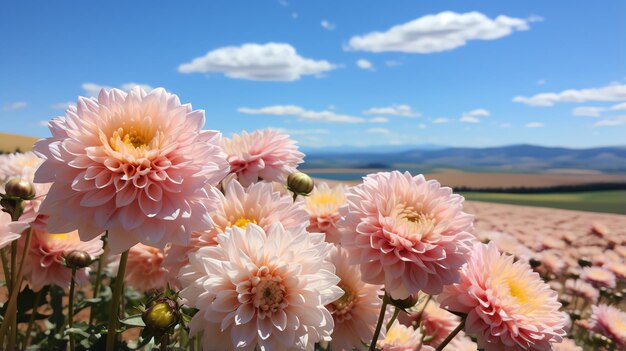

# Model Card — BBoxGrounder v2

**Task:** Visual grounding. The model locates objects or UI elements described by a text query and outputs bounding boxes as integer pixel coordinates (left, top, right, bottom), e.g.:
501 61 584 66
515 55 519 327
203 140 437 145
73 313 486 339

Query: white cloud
50 101 75 110
612 102 626 110
356 59 374 70
525 122 544 128
321 20 335 31
37 120 49 127
513 83 626 106
459 108 490 123
368 117 389 123
269 127 330 135
81 82 154 97
178 43 336 81
432 117 449 124
367 127 391 134
363 104 420 117
417 123 427 129
346 11 531 53
2 101 27 111
459 115 480 123
594 115 626 127
572 106 605 117
237 105 365 123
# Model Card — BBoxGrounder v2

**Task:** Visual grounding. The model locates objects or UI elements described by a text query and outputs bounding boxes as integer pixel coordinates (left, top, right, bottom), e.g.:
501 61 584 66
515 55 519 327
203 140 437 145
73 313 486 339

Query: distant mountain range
302 144 626 173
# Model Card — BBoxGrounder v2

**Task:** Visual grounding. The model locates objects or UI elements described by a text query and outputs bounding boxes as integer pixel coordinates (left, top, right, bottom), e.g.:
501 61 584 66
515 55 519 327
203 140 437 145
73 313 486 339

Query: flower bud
388 293 419 310
528 258 541 268
64 250 93 269
4 178 35 200
142 298 180 331
287 172 314 196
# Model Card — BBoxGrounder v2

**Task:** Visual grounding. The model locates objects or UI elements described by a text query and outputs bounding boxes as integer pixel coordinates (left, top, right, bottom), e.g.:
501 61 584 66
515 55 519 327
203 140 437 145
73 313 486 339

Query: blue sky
1 0 625 149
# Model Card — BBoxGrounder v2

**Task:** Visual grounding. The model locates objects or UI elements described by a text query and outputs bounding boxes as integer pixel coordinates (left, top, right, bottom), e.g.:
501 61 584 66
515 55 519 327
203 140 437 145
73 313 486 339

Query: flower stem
369 293 390 351
67 267 77 351
106 249 129 351
413 295 432 327
292 192 298 202
89 234 108 325
386 307 400 331
160 333 169 351
10 241 17 292
22 289 42 350
1 248 11 292
435 315 466 351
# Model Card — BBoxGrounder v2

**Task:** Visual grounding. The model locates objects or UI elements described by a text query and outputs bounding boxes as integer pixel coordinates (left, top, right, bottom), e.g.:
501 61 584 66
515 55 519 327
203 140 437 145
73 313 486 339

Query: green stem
413 295 432 328
386 307 400 332
292 192 298 202
106 249 129 351
22 289 42 350
435 316 466 351
67 267 77 351
160 333 169 351
368 293 389 351
89 234 108 325
1 248 10 292
10 241 17 293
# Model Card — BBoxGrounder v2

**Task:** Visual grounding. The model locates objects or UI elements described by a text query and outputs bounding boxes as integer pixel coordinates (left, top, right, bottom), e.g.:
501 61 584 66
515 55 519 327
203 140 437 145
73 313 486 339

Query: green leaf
119 314 146 328
64 327 90 338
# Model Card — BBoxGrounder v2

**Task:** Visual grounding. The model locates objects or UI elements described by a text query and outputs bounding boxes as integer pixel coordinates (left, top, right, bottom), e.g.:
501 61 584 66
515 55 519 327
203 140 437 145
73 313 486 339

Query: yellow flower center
330 282 356 322
111 126 152 151
310 194 339 205
252 275 286 313
507 278 530 304
233 217 257 228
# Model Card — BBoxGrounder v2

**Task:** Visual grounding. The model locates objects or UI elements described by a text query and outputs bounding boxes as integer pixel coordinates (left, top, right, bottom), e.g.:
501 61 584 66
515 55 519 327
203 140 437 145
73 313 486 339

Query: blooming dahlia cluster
163 179 309 284
221 129 304 186
304 182 346 244
20 229 103 291
439 242 567 351
588 304 626 349
33 87 229 253
339 171 475 299
178 223 342 350
326 245 383 351
109 243 168 292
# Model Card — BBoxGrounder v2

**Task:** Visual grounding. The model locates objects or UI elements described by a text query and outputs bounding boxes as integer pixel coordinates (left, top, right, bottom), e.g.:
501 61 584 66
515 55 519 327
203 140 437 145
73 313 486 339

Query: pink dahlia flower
588 304 626 349
33 87 229 254
399 299 460 348
109 243 167 292
326 244 384 351
0 211 29 249
305 182 347 244
439 242 567 351
564 279 599 303
0 151 43 184
163 179 308 284
221 129 304 186
580 266 616 288
339 171 475 299
377 322 434 351
19 229 103 291
178 223 342 350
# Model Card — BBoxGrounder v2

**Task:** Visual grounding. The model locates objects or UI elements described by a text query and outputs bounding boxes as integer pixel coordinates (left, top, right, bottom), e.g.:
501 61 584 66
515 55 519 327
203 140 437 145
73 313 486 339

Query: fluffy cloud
432 118 449 124
368 117 389 123
237 105 365 123
525 122 544 128
363 104 420 117
459 108 490 123
178 43 336 81
367 127 391 134
594 115 626 127
269 127 330 135
346 11 531 53
81 82 154 97
50 102 75 110
356 59 374 70
513 83 626 106
2 101 27 111
572 102 626 117
321 20 335 31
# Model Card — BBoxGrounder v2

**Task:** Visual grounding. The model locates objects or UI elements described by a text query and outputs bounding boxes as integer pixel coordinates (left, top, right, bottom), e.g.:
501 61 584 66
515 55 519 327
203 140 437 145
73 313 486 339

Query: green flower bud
287 172 314 196
142 298 180 331
4 178 35 200
388 293 420 310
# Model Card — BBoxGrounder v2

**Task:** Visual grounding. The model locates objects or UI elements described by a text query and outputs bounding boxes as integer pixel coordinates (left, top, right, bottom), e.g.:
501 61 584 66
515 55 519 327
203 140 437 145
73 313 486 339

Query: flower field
0 87 624 350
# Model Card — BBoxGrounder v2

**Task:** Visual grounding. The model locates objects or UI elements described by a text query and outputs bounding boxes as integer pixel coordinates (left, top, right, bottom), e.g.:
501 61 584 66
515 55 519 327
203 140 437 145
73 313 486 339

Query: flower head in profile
588 304 626 349
33 87 229 253
221 129 304 186
439 242 567 351
20 229 103 291
377 322 434 351
339 171 475 299
305 182 347 244
163 179 308 284
326 245 383 351
580 266 616 288
564 279 598 303
178 223 342 350
109 243 167 292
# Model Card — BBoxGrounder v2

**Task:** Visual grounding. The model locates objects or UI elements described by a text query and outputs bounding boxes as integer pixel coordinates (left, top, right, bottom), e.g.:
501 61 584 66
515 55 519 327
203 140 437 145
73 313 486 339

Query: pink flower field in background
221 129 304 187
439 242 567 351
305 182 347 244
33 87 230 253
339 171 475 299
178 223 342 350
588 304 626 349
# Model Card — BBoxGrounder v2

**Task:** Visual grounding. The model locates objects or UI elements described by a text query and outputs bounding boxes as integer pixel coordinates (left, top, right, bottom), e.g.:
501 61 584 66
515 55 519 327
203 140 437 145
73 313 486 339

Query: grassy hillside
0 132 38 153
461 190 626 214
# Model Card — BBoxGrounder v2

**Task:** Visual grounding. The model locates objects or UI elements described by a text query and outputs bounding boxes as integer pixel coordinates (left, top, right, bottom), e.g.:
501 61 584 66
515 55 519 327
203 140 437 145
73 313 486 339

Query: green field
461 190 626 215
